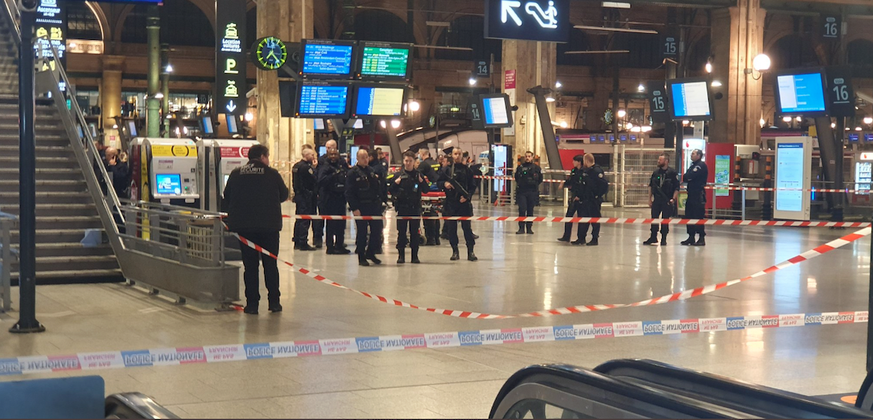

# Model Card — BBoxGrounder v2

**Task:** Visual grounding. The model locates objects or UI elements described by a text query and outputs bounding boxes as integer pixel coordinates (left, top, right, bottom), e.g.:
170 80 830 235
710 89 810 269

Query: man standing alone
643 153 680 246
682 149 709 246
292 148 318 251
346 149 384 266
223 144 289 315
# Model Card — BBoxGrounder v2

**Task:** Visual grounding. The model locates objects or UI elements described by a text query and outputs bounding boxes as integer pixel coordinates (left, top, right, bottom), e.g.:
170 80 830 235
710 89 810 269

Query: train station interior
2 0 873 418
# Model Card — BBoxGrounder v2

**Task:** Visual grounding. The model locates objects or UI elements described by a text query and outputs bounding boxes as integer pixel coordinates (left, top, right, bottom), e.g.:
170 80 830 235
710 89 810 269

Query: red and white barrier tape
474 175 869 193
284 214 872 228
232 226 870 320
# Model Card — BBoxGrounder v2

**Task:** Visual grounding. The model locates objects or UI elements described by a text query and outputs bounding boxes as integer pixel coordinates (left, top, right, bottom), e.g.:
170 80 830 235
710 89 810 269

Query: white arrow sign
226 100 237 113
501 1 522 26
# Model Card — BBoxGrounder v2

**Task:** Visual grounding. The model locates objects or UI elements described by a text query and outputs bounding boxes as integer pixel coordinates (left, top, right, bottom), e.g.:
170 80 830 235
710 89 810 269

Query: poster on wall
715 155 730 197
504 70 516 137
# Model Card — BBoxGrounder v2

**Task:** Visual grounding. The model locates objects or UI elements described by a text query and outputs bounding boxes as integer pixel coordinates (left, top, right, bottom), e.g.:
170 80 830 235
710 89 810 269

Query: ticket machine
197 139 259 212
128 138 200 207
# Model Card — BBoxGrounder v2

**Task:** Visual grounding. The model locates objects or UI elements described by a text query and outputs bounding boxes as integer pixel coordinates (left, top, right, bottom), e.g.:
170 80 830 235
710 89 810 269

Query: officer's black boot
411 248 420 264
586 237 598 246
450 245 460 261
693 234 706 246
681 234 696 246
313 238 323 249
660 233 668 246
467 246 478 261
297 242 316 251
516 222 525 234
397 247 406 264
643 228 658 245
367 253 382 265
358 254 370 266
526 222 534 234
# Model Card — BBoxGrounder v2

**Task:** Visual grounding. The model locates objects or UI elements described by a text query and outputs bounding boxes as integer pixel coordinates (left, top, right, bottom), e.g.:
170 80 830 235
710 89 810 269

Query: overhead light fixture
564 50 630 55
832 122 837 128
705 62 713 74
546 96 556 103
760 118 766 127
468 77 477 86
165 64 173 73
601 1 631 8
555 81 562 89
795 116 802 122
380 120 387 129
782 116 792 123
626 122 634 129
559 121 568 128
857 126 864 132
744 53 771 80
391 120 401 129
409 101 420 112
641 125 652 132
574 25 658 35
711 80 722 87
244 112 254 122
637 84 645 92
864 117 873 125
425 21 451 27
617 109 627 118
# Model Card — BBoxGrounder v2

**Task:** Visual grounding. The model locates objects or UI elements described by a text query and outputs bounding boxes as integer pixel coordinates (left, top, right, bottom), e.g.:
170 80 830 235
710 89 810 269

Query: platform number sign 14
822 16 841 39
475 60 490 78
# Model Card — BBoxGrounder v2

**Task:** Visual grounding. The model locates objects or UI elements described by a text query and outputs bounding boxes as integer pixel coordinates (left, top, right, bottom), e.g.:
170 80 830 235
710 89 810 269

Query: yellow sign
225 23 238 40
225 80 239 98
36 27 48 38
50 27 63 41
225 58 238 74
152 145 198 158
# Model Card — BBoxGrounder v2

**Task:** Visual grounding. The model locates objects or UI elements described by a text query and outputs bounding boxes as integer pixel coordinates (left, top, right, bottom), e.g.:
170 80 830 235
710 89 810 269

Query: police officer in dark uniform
644 153 680 246
417 148 441 246
223 144 289 315
316 149 351 255
558 155 585 244
682 149 709 246
346 149 385 266
292 148 318 251
440 148 478 261
514 151 543 234
368 148 388 254
579 153 608 246
389 151 428 264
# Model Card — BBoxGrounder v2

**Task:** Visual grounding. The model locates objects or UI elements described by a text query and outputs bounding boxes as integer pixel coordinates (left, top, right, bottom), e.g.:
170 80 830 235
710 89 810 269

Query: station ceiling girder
620 0 873 15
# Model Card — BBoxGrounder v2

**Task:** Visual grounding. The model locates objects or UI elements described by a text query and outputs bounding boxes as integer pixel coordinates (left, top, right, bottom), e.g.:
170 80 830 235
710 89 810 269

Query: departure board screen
302 43 354 76
360 46 410 78
354 86 404 116
297 85 350 117
669 81 712 120
776 73 827 114
483 97 510 125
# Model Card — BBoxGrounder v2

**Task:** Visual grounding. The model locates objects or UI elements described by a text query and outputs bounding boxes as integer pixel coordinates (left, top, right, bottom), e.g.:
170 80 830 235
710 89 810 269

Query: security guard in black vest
223 144 289 315
514 151 543 234
579 153 608 246
644 153 680 246
389 151 428 264
316 149 351 255
682 149 709 246
440 148 478 261
292 148 318 251
558 155 585 243
417 148 442 246
346 149 385 266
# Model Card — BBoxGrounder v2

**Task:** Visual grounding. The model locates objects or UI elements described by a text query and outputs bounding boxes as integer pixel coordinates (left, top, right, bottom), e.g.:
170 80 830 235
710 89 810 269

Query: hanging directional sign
34 0 66 68
825 66 855 118
215 0 247 117
648 80 671 124
661 33 678 59
821 15 841 40
474 60 490 78
484 0 570 43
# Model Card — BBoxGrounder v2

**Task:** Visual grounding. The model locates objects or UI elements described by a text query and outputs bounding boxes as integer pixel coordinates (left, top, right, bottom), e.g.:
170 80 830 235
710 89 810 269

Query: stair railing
1 0 20 46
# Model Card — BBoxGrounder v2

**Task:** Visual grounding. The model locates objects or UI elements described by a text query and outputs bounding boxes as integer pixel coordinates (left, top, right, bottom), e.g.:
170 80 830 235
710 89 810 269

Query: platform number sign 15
648 80 670 123
822 16 841 40
662 34 678 58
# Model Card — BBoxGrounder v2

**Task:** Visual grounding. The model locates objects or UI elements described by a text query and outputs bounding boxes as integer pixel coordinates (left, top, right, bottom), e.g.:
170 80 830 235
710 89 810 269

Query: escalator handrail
105 393 179 419
489 364 750 419
0 0 20 45
595 359 873 418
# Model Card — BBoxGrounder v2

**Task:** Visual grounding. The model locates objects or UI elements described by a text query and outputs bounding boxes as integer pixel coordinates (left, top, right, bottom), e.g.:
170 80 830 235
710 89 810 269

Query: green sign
360 47 410 78
715 155 730 197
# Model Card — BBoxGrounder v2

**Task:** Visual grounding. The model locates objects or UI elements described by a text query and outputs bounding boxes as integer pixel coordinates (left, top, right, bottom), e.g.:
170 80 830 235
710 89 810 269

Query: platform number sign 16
826 67 855 118
822 16 841 39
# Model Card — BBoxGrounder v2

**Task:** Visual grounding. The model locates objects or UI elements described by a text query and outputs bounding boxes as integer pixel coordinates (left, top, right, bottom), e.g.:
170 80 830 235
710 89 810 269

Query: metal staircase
0 6 121 283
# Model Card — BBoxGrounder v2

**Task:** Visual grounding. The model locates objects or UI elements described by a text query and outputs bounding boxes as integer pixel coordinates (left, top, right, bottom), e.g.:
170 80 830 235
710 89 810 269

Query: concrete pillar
100 55 125 143
502 40 557 165
710 0 765 145
257 0 313 173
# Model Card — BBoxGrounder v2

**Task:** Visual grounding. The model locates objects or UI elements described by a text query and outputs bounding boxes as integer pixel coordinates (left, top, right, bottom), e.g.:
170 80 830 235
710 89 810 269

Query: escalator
490 361 873 419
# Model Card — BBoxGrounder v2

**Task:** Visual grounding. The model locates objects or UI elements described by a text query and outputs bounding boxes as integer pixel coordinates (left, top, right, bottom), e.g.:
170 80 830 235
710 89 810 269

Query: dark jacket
683 160 709 197
439 162 476 204
418 158 440 186
514 162 543 193
346 164 383 213
388 168 427 215
292 160 317 204
105 160 130 199
564 167 585 200
649 166 680 202
223 160 289 232
369 159 389 203
316 157 348 206
581 164 608 200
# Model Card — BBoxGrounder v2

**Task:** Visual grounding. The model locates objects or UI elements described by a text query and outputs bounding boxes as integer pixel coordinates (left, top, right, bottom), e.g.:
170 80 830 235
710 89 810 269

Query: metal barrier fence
0 211 16 312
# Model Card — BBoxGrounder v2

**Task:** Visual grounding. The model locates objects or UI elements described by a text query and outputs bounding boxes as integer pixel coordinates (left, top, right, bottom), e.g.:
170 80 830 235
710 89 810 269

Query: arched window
434 16 502 61
612 33 661 69
352 10 414 43
67 2 102 41
557 29 594 66
769 35 819 69
122 1 214 47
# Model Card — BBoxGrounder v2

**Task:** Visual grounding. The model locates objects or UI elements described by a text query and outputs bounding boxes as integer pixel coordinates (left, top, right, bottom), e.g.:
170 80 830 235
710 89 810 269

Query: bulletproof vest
395 171 421 207
351 166 379 204
518 164 537 187
328 161 346 193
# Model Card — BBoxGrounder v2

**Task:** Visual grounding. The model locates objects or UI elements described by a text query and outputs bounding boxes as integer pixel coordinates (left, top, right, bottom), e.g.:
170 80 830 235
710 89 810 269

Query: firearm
448 163 471 198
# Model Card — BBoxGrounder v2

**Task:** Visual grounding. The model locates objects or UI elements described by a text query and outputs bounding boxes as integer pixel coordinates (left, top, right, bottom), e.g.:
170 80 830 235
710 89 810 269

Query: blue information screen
302 44 353 75
776 143 804 212
777 73 826 114
156 174 181 195
670 81 711 118
849 133 860 142
298 85 349 116
354 87 404 116
482 97 510 126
